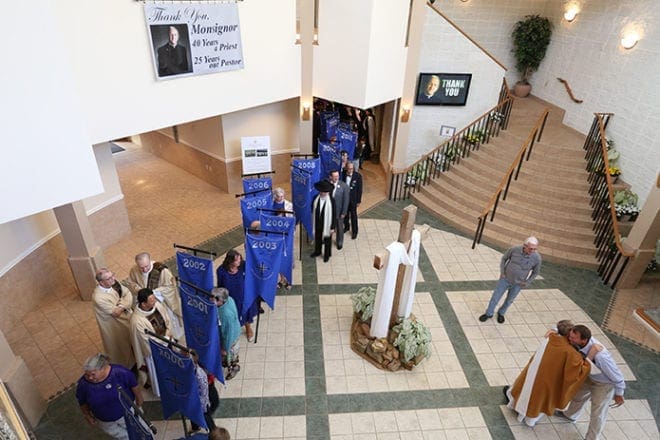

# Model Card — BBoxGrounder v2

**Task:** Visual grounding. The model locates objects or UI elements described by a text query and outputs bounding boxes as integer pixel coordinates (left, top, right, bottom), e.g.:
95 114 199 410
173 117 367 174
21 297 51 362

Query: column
617 184 660 288
53 201 105 300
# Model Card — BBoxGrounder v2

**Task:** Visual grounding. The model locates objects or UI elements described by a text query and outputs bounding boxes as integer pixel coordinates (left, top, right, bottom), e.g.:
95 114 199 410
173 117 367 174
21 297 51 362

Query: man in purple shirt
479 236 542 323
76 353 143 439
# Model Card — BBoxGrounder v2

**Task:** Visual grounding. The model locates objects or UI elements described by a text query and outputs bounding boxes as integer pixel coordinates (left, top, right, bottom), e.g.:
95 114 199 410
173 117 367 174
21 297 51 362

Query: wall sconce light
620 33 639 49
459 0 469 3
302 104 311 121
564 8 578 22
400 107 411 123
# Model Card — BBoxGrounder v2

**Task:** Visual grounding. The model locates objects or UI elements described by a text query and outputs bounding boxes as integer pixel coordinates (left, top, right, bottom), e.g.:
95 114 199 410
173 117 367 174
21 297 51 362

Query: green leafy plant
512 15 553 84
392 318 432 363
351 286 376 321
613 189 638 206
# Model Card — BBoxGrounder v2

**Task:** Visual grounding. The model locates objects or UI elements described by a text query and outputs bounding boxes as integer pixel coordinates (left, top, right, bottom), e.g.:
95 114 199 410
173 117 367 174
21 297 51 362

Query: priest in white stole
506 320 591 426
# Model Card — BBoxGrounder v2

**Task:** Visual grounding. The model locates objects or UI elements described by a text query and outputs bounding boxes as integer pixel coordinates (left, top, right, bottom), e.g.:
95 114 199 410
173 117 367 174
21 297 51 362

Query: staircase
411 96 600 269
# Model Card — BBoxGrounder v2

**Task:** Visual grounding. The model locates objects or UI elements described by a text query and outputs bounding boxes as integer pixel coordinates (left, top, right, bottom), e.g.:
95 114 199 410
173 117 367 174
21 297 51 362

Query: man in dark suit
342 162 363 239
328 170 349 250
157 26 191 77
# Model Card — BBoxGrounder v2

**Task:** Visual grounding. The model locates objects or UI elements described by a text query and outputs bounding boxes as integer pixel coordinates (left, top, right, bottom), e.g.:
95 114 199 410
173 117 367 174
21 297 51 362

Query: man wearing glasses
479 236 541 324
92 268 135 369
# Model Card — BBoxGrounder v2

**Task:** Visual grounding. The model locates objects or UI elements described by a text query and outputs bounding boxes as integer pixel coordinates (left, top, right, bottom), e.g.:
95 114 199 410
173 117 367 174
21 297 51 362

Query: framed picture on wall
415 73 472 106
440 125 456 137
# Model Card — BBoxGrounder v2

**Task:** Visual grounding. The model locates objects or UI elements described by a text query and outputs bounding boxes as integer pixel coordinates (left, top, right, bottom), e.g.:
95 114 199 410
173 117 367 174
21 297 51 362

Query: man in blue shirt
558 324 626 440
479 236 542 323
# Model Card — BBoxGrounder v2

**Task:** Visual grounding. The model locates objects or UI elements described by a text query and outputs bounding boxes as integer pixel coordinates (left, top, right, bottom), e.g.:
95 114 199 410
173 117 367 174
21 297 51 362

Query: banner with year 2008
145 3 244 80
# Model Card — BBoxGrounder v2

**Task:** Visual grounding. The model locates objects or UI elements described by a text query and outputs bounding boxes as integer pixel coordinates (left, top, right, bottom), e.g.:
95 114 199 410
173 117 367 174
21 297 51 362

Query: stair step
411 191 599 269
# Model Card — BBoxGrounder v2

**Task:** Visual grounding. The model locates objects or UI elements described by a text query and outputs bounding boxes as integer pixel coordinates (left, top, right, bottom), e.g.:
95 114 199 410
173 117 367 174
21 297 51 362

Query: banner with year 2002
145 3 244 80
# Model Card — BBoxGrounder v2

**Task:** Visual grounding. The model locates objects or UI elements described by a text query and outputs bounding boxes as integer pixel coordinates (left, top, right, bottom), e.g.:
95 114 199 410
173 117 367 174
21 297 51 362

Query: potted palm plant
512 15 553 97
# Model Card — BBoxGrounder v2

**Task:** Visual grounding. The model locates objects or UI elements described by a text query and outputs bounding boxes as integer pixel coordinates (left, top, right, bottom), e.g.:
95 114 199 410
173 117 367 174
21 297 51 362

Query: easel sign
241 136 272 175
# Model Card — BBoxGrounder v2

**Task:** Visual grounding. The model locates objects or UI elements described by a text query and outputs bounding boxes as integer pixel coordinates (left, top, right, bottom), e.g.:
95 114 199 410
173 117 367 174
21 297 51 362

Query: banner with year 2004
145 3 244 80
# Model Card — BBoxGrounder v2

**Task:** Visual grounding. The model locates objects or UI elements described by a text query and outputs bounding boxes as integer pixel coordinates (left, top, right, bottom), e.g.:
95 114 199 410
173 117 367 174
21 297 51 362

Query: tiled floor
501 399 658 440
446 289 635 386
32 146 660 440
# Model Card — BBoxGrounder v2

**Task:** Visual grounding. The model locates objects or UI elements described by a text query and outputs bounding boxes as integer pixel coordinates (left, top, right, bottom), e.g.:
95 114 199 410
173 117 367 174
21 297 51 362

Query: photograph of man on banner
149 24 193 78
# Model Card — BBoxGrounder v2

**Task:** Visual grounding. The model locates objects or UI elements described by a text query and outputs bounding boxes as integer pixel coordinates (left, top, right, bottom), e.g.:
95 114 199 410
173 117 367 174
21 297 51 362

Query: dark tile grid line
35 202 660 437
367 201 660 425
300 243 331 439
361 200 516 437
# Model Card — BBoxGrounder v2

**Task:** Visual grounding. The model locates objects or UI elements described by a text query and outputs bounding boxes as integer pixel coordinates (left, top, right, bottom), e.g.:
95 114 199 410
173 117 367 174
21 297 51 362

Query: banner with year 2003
145 3 244 80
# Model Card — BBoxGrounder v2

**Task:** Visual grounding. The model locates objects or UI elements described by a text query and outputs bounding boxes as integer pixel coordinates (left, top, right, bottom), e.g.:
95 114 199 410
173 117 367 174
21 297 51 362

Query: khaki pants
564 377 615 440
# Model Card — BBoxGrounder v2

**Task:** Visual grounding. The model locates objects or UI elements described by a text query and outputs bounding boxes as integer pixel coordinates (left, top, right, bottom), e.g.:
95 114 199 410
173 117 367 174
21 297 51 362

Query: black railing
388 78 514 201
472 108 549 249
584 113 633 288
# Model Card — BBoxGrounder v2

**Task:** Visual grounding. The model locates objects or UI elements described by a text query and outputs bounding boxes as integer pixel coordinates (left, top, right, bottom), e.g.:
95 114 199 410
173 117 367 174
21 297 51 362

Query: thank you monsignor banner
145 3 244 80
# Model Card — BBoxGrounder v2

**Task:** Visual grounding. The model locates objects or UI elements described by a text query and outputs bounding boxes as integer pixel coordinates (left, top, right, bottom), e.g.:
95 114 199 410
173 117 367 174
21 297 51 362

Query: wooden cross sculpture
350 204 430 371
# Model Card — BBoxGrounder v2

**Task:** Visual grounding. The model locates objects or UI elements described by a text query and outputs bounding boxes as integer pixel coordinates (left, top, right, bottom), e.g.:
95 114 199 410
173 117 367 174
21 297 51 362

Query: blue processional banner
118 388 153 440
149 340 206 429
291 166 314 241
337 128 357 161
320 111 339 141
292 157 321 185
176 252 214 291
240 191 272 229
179 287 223 383
242 176 272 194
244 233 284 314
319 141 341 179
259 212 295 282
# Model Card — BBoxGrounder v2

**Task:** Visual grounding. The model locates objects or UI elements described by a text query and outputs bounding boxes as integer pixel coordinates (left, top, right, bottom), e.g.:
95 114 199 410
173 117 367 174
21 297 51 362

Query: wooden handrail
595 114 634 258
478 109 549 218
427 2 507 72
390 82 514 174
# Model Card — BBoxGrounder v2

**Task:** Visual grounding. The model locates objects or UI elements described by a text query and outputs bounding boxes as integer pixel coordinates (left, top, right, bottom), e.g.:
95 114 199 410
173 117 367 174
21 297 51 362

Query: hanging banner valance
145 3 244 80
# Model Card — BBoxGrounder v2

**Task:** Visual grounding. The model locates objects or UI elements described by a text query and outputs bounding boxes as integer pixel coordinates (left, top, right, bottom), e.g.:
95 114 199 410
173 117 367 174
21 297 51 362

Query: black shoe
497 313 505 323
554 410 575 423
337 244 343 250
503 385 510 403
478 314 491 322
344 226 350 233
351 234 357 239
310 252 321 258
323 256 329 262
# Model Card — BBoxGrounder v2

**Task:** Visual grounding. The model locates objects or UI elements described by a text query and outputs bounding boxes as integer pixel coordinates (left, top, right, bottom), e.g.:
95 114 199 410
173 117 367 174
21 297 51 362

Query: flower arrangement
608 166 621 177
490 112 505 123
392 317 432 363
465 129 485 145
351 286 376 321
613 189 640 220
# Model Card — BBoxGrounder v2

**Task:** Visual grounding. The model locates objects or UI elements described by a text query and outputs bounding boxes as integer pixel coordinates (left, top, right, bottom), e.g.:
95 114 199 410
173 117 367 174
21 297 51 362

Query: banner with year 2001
145 3 244 80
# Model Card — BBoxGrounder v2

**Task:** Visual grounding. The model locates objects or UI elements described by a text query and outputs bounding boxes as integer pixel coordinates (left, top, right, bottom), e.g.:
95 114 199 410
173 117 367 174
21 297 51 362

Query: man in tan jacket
92 268 135 369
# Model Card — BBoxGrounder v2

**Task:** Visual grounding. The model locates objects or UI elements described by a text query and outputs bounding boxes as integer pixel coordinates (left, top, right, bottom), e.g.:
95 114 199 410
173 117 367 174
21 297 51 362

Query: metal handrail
472 108 550 249
585 113 634 288
388 78 514 201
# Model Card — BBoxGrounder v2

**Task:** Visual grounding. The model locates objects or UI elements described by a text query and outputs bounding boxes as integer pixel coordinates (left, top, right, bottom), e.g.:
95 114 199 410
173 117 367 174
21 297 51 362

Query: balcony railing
388 79 513 201
585 113 634 288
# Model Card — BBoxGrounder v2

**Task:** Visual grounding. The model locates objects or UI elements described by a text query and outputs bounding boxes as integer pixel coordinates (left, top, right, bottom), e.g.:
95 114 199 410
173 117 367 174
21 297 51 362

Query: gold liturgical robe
509 333 591 425
92 284 135 368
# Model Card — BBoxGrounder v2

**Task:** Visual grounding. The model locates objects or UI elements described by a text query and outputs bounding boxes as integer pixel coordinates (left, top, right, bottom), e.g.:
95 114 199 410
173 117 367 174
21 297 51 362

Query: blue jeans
485 278 522 316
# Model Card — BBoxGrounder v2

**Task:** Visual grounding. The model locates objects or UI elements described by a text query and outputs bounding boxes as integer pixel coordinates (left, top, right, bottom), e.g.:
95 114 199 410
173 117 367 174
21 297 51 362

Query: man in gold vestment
505 320 592 426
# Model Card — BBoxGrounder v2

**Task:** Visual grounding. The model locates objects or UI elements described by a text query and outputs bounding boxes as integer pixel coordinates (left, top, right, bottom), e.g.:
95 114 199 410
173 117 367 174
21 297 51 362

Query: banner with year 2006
145 3 244 80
